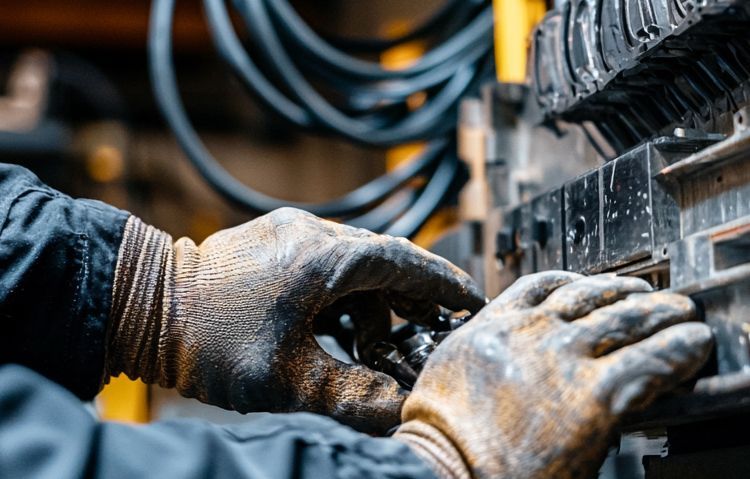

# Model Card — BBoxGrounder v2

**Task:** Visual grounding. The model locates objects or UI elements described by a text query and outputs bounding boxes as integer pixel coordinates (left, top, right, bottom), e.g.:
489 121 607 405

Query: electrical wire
260 0 492 80
385 153 460 237
348 188 420 232
321 0 470 53
218 0 487 146
150 0 456 218
149 0 493 235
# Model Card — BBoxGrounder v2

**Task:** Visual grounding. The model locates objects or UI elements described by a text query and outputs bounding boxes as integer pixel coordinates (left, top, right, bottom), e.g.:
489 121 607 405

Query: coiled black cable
259 0 492 81
321 0 471 53
149 0 493 235
223 0 485 146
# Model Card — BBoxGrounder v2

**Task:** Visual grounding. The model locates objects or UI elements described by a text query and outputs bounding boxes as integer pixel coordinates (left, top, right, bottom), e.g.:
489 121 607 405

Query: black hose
203 0 311 128
385 152 459 238
347 188 420 232
150 0 449 218
260 0 493 81
226 0 482 146
295 40 491 109
150 0 494 235
321 0 468 53
205 0 486 135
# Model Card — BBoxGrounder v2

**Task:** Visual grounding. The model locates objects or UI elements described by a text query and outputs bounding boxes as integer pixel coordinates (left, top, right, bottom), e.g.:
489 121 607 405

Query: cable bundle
149 0 493 237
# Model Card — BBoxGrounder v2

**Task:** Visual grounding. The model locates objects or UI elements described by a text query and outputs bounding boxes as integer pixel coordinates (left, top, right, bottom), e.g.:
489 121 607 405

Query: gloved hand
394 271 714 478
105 208 484 433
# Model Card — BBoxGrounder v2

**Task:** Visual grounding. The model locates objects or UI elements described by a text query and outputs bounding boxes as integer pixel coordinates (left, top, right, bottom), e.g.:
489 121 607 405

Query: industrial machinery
326 0 750 477
148 1 750 475
423 0 750 477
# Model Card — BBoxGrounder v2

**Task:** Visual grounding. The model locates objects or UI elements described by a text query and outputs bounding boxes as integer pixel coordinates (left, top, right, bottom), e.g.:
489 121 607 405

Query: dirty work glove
394 271 714 478
105 208 484 433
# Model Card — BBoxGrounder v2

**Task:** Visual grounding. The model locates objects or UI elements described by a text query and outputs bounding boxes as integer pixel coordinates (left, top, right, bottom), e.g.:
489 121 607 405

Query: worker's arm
0 163 485 433
0 364 436 479
0 163 129 399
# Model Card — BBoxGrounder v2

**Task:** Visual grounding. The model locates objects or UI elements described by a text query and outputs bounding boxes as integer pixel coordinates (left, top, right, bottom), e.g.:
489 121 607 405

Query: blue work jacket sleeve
0 365 435 479
0 163 129 400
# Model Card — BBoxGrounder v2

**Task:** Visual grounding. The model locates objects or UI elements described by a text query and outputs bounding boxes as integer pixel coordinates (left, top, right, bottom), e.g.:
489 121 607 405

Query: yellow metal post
97 374 150 423
493 0 548 83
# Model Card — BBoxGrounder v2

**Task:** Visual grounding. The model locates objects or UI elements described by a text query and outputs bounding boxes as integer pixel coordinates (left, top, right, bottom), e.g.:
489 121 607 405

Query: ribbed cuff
394 421 472 479
106 216 174 384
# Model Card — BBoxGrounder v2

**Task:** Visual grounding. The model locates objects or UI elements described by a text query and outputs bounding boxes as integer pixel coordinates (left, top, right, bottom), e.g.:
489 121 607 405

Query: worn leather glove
105 208 484 433
394 271 714 478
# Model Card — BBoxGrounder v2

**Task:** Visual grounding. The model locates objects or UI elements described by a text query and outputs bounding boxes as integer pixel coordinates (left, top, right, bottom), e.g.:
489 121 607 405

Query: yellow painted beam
494 0 548 83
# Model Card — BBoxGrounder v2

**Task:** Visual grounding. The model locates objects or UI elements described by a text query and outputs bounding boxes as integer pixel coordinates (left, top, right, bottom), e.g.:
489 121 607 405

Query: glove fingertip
671 322 714 360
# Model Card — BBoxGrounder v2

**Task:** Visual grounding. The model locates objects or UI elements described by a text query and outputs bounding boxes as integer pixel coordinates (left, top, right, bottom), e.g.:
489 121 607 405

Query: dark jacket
0 163 433 479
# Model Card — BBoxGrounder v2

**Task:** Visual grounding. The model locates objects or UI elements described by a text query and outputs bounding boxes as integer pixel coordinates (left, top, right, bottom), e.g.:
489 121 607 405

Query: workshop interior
2 0 750 477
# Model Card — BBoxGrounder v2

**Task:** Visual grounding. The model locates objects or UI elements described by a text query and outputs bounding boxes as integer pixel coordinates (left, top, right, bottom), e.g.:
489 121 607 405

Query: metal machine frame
426 0 750 476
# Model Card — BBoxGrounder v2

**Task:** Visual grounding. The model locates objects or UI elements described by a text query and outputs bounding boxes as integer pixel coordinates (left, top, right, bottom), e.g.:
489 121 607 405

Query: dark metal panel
681 160 750 236
644 443 750 479
670 217 750 375
696 282 750 375
516 202 537 276
564 170 601 272
601 144 654 268
668 234 712 291
531 188 565 271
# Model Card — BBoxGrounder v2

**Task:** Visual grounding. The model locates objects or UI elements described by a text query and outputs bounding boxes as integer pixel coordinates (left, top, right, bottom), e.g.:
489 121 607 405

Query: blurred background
0 1 458 241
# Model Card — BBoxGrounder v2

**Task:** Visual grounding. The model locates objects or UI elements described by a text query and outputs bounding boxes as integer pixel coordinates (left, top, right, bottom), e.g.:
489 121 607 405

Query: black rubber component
150 0 493 235
321 0 473 53
531 0 750 155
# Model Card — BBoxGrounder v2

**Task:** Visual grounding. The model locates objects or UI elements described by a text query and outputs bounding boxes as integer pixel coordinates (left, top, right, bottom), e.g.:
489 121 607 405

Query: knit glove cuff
106 215 174 385
395 420 471 479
